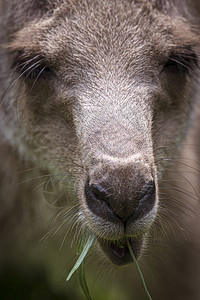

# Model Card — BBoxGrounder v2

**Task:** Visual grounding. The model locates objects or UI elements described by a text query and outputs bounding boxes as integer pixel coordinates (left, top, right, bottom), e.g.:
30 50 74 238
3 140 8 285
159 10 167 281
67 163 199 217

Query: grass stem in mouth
126 237 153 300
79 261 93 300
115 239 125 248
66 234 94 281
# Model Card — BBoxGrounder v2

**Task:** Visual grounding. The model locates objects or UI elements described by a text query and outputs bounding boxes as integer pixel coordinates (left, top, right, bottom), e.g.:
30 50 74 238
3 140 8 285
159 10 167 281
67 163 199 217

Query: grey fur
0 0 200 298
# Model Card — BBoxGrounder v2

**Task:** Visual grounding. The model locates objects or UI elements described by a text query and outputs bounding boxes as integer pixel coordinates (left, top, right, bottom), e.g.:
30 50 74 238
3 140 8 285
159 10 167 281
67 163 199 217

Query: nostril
133 180 156 220
89 184 109 201
85 179 119 223
140 180 155 200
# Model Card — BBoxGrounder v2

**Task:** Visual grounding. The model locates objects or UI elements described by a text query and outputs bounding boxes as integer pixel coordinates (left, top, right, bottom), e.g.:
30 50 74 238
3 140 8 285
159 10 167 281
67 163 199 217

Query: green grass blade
79 261 93 300
126 238 153 300
66 235 94 281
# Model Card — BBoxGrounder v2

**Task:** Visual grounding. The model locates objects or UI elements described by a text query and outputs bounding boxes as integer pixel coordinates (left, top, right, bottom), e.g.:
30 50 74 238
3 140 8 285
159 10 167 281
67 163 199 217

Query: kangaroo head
2 0 199 265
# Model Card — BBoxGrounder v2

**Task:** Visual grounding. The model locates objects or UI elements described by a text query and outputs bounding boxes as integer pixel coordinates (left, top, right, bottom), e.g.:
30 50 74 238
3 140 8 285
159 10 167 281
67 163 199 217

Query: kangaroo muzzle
80 155 158 265
85 162 156 224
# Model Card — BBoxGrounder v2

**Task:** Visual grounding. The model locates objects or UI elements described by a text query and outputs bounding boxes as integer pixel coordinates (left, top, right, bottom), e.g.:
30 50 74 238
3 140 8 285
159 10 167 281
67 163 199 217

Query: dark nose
85 179 156 223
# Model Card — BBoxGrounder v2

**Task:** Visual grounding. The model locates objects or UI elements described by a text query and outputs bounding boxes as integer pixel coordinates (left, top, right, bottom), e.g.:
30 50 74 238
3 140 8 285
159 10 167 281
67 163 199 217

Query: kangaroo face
2 0 199 265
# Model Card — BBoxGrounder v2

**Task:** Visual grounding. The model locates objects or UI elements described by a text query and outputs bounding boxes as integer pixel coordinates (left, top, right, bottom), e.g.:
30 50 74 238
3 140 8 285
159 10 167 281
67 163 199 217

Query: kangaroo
0 0 200 299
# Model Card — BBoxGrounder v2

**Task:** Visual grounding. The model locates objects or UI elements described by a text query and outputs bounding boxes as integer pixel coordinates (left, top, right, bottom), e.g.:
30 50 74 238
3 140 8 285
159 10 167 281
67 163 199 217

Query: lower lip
98 237 143 266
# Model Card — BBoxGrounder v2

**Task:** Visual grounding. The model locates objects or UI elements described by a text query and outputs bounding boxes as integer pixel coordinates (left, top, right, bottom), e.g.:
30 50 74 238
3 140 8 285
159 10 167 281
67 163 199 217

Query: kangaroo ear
6 0 51 30
193 0 200 15
11 0 50 14
154 0 200 18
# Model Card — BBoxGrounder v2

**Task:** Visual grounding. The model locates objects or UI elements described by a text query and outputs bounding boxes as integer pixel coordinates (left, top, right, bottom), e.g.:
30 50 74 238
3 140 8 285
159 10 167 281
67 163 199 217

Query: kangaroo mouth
98 236 143 266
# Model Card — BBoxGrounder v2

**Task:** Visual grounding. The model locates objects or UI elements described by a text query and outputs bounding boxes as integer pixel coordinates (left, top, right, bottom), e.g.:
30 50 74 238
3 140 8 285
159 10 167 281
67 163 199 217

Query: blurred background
1 0 200 299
